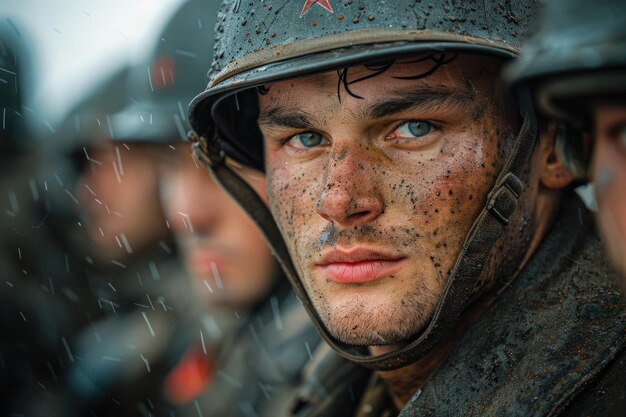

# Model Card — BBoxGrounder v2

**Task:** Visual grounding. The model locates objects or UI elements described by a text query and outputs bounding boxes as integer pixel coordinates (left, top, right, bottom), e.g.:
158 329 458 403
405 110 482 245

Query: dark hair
336 54 458 100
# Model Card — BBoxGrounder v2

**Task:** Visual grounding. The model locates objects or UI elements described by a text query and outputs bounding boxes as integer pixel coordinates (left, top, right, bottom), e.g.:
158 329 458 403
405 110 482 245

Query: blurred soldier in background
48 63 188 416
0 16 100 416
62 1 321 416
508 0 626 280
57 65 179 317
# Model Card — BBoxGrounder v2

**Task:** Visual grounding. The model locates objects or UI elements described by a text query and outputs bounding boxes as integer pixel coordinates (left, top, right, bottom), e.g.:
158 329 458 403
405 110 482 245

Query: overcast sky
2 0 183 132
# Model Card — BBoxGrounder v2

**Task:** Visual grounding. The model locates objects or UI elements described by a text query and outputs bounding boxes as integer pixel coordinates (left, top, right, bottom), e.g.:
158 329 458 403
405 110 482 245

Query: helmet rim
190 31 519 142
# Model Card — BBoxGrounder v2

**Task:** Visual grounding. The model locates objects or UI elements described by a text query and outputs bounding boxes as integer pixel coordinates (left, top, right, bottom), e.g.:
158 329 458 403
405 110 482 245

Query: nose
172 165 221 236
316 146 384 228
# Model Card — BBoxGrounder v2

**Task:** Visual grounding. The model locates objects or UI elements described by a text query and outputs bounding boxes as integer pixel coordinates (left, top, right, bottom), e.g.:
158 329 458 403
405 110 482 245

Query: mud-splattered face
259 55 519 346
592 105 626 276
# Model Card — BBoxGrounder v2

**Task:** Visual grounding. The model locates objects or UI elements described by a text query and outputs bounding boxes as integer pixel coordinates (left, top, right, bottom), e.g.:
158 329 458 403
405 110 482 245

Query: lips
186 249 227 279
316 248 406 284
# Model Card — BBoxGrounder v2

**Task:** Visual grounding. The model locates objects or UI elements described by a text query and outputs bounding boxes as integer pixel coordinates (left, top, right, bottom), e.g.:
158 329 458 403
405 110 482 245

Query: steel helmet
0 16 35 155
108 0 219 144
188 0 540 371
507 0 626 122
506 0 626 179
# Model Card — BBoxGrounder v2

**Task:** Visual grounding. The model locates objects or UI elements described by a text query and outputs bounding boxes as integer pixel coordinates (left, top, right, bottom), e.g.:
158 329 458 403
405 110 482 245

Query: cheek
86 166 117 201
385 132 500 270
268 163 322 237
390 132 499 216
160 163 215 236
593 140 626 238
267 165 294 233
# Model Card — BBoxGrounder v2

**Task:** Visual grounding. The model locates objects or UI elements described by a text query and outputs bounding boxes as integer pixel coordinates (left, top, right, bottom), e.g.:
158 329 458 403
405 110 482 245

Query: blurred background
0 1 322 416
2 0 184 134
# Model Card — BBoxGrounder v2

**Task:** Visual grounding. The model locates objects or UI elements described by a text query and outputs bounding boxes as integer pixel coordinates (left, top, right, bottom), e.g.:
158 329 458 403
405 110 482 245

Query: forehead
260 54 503 105
594 103 626 117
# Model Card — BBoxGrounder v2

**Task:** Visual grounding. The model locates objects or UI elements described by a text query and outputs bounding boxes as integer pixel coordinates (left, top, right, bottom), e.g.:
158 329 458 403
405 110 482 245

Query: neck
369 288 499 409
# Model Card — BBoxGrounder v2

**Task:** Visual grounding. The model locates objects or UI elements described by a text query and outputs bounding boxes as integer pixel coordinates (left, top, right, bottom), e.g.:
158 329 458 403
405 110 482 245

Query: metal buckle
188 130 225 168
487 172 524 225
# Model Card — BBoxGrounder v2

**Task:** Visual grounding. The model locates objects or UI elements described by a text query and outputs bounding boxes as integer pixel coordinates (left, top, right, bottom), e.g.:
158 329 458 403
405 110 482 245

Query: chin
316 290 438 347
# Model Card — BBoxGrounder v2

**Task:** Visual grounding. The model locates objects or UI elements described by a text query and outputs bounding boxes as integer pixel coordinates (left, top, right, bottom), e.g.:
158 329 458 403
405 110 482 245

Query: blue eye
394 121 433 138
288 132 328 149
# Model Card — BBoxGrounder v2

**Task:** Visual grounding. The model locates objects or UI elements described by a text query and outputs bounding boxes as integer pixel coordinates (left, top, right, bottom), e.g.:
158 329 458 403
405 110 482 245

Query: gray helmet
108 0 219 144
0 16 35 155
507 0 626 122
53 65 131 156
506 0 626 179
188 0 540 371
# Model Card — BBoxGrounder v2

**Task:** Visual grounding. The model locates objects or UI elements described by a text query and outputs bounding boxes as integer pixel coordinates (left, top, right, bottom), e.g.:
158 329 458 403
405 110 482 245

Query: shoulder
559 346 626 417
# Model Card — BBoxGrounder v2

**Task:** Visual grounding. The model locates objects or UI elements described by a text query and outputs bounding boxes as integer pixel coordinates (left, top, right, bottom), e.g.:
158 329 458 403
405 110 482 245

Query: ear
539 122 576 190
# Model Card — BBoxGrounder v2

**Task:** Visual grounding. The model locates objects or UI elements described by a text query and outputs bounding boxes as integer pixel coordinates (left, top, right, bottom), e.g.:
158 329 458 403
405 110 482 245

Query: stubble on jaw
314 277 440 346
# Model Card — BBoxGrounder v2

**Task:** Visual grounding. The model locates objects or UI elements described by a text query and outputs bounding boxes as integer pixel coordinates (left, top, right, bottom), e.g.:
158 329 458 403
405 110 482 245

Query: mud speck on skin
316 222 338 248
338 146 348 161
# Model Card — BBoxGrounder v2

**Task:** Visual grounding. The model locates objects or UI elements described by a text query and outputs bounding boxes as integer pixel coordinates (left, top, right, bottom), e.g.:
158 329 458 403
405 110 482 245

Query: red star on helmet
300 0 334 17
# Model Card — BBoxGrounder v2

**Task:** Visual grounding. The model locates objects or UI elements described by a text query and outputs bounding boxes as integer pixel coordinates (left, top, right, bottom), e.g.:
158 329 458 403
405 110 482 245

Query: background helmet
507 0 626 123
0 16 35 157
506 0 626 178
108 0 218 145
56 0 218 171
188 0 540 371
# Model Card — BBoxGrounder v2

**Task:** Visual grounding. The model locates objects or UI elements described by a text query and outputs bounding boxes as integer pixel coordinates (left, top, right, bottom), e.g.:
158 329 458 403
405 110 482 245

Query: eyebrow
258 86 474 129
367 86 473 119
258 108 317 129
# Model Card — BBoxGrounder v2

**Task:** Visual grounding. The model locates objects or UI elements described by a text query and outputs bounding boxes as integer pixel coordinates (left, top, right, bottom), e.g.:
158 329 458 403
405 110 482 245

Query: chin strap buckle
487 172 524 225
188 130 225 168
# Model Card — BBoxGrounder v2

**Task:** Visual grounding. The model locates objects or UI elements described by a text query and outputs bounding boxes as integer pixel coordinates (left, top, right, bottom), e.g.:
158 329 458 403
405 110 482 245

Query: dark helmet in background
55 0 219 176
47 65 131 190
506 0 626 178
0 16 35 156
58 65 130 145
108 0 219 144
186 0 541 371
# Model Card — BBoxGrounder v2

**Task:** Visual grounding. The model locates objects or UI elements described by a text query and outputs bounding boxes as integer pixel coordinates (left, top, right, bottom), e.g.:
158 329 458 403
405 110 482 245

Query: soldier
61 65 173 273
42 28 187 417
186 1 626 416
66 1 321 416
507 0 626 278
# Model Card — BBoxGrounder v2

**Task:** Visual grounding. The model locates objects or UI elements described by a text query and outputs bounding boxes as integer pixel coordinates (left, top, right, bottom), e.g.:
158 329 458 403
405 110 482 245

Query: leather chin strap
189 94 537 371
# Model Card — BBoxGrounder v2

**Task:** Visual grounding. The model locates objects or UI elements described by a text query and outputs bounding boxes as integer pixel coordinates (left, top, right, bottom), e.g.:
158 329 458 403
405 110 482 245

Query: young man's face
592 105 626 276
158 145 276 308
259 55 522 346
